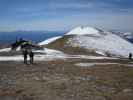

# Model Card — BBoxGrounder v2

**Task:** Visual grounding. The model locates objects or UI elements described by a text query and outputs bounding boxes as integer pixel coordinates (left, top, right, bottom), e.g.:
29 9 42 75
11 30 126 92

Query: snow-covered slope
115 32 133 40
66 26 133 57
66 26 104 36
38 36 62 46
123 32 133 39
112 31 133 43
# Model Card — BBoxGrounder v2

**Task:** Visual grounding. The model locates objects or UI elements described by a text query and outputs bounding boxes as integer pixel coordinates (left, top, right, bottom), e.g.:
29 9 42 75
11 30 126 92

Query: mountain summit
42 26 133 57
66 26 104 36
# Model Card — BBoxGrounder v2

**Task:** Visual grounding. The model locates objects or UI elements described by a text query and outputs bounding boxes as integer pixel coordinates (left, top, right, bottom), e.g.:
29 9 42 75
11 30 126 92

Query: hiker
23 50 28 64
129 53 132 60
29 50 34 64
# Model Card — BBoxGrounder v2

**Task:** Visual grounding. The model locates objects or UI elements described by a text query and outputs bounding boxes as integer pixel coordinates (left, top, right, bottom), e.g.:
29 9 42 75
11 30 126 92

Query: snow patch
0 55 23 61
119 64 133 67
95 51 106 56
0 48 67 61
16 46 21 51
75 62 118 68
0 46 23 52
0 48 11 52
67 55 117 60
0 48 118 62
34 48 65 56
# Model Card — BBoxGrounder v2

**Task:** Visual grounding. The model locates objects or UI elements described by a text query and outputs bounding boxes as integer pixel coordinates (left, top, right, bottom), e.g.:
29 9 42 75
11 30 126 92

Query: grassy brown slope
45 35 100 56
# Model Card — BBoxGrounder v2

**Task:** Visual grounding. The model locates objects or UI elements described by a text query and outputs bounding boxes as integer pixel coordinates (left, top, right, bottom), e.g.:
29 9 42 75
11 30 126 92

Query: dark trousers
129 57 132 60
24 56 27 64
30 57 34 64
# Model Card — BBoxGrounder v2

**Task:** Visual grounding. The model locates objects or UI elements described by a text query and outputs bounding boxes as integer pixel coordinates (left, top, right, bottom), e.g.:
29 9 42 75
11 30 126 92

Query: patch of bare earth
45 35 100 56
0 58 133 100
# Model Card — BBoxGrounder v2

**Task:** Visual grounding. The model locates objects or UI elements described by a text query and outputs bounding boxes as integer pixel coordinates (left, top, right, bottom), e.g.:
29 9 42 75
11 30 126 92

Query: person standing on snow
129 53 132 60
23 49 28 64
29 50 34 64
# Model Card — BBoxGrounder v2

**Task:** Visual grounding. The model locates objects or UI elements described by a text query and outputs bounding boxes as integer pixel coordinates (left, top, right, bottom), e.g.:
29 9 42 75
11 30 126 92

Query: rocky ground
0 58 133 100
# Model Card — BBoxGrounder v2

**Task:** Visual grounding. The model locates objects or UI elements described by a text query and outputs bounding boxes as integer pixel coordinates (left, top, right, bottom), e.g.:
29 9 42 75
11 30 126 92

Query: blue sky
0 0 133 32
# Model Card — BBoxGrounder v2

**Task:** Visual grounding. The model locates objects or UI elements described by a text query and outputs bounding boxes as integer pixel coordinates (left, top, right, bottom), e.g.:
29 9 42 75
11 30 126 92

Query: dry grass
45 35 100 56
0 58 133 100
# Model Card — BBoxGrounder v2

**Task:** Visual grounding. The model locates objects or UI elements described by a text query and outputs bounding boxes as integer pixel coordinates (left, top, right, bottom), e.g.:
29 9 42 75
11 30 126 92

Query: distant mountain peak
66 26 106 36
